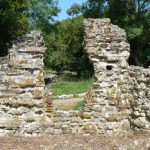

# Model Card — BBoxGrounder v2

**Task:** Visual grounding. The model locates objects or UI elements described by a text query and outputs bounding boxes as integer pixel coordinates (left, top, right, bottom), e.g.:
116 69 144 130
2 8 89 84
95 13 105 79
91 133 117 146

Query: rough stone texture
83 18 150 133
0 19 150 136
51 18 150 135
129 67 150 132
0 31 52 136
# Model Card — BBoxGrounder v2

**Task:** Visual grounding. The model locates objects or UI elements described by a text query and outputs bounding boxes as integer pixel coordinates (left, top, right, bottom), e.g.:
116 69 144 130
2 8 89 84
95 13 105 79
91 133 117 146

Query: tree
0 0 29 56
105 0 150 67
80 0 150 67
67 3 81 17
28 0 60 32
44 16 94 78
125 0 150 67
81 0 106 18
106 0 128 27
0 0 60 56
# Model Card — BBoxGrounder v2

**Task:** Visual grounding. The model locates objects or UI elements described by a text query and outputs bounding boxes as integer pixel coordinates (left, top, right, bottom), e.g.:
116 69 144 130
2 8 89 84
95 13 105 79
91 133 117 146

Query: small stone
133 140 139 146
53 129 62 134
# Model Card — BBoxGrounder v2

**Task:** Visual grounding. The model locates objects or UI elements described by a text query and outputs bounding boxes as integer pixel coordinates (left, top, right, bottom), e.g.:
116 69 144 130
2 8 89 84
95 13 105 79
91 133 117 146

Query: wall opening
48 71 95 111
45 67 95 111
106 65 113 70
45 51 95 111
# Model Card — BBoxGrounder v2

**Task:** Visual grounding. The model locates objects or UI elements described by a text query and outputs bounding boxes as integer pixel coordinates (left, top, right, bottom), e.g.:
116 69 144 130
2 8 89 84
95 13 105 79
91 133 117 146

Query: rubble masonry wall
0 19 149 136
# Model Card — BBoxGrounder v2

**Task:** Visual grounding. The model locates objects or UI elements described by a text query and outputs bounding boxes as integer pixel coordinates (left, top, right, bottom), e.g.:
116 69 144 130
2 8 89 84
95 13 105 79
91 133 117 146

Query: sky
56 0 87 20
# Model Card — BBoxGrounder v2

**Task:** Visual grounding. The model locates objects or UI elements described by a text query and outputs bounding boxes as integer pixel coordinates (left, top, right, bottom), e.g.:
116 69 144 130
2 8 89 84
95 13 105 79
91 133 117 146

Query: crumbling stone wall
41 18 150 135
83 18 132 133
0 31 52 135
0 19 149 136
83 18 150 133
129 67 150 132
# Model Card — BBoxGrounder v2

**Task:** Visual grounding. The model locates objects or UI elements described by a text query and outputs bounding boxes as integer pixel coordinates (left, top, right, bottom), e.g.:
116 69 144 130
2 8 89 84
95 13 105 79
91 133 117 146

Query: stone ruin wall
0 19 150 136
0 31 52 135
83 18 150 133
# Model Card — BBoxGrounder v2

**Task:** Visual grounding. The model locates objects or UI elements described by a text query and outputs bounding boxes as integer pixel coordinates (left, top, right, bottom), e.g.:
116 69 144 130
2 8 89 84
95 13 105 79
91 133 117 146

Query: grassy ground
49 76 94 96
73 100 85 110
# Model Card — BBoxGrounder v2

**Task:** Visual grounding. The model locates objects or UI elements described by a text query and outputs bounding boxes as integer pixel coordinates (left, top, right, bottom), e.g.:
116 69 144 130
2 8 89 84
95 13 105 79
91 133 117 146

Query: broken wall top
9 31 46 69
84 18 130 72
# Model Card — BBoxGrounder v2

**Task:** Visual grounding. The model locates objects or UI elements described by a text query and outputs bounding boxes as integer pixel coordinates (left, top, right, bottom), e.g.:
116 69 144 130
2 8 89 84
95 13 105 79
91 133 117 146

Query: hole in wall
106 65 113 70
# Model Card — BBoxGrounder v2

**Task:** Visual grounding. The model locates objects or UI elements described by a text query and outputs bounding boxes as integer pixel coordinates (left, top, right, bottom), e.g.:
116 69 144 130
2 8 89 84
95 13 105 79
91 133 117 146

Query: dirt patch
0 133 150 150
53 98 83 111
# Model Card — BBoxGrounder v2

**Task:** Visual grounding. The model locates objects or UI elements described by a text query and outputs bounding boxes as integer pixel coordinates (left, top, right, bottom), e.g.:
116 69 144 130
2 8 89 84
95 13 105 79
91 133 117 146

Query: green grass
73 100 85 110
127 148 134 150
49 76 94 96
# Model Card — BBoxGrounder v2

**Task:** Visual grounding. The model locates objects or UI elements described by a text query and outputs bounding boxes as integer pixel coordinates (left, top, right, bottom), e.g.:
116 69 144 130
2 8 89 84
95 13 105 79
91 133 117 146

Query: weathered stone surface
0 31 51 136
0 19 149 136
83 18 150 133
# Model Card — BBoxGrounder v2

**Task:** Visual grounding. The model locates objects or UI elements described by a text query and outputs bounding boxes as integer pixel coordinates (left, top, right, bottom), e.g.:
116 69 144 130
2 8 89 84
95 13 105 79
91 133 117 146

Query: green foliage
0 0 149 72
73 100 84 110
0 0 29 56
107 0 150 67
127 27 143 40
48 77 94 96
67 3 81 17
80 0 150 67
106 0 128 27
28 0 60 32
44 0 149 76
44 16 94 77
81 0 106 18
0 0 60 57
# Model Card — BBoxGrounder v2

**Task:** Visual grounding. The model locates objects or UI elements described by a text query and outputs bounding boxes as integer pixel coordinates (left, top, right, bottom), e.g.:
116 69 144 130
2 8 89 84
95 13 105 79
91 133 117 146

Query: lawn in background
48 75 94 96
